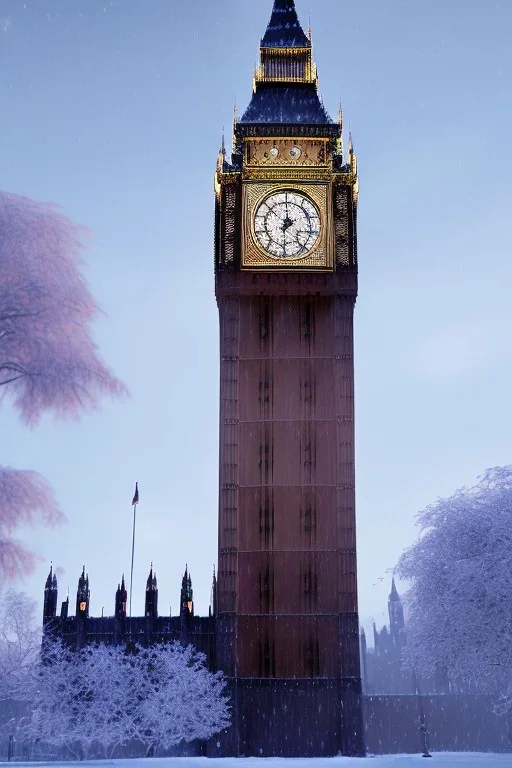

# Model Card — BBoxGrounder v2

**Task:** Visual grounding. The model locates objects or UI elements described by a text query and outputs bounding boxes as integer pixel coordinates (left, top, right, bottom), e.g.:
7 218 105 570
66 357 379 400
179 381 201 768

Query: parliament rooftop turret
43 564 58 622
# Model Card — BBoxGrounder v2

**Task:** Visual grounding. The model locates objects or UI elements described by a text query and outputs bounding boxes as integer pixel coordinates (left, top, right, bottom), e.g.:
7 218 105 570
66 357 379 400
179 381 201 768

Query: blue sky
1 0 511 633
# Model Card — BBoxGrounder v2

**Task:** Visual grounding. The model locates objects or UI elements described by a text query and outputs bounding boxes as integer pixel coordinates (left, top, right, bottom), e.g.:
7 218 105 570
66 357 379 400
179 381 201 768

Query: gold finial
336 103 344 156
232 104 238 153
348 130 358 185
217 129 227 174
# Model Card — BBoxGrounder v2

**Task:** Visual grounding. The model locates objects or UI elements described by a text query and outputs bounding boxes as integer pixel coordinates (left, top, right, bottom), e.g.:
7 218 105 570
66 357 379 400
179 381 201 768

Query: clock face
254 191 321 259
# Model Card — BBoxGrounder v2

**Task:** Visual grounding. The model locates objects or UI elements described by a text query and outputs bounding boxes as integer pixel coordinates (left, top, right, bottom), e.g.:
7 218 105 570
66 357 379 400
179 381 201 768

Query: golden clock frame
241 180 334 271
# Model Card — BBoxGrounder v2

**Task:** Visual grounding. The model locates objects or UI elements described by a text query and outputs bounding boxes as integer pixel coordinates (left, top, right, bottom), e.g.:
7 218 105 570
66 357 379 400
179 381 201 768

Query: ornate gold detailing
216 171 241 192
245 138 329 168
255 47 317 86
333 172 358 187
244 167 332 182
242 181 333 271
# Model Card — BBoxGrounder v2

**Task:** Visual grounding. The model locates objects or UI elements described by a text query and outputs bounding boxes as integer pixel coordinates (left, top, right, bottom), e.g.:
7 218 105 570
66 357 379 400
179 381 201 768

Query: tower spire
261 0 311 49
45 562 53 589
43 563 58 622
181 565 194 616
240 0 329 125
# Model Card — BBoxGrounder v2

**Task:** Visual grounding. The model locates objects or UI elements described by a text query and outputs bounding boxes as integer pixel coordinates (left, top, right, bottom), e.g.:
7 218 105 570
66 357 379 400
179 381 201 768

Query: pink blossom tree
0 469 63 582
0 190 126 581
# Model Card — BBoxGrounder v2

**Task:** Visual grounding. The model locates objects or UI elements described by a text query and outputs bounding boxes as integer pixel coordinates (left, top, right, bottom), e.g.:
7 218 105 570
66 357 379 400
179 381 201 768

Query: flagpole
129 504 137 621
129 482 139 635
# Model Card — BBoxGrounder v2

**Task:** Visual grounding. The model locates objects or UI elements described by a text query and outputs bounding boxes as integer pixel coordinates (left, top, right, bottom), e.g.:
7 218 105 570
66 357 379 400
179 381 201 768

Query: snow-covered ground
3 756 512 767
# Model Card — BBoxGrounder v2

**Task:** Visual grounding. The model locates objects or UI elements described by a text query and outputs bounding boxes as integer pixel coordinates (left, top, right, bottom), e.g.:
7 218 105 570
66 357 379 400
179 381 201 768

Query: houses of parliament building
42 564 216 666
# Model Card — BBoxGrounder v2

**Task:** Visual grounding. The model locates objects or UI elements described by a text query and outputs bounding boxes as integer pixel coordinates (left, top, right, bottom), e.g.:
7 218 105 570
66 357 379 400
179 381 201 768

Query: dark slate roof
240 85 332 125
261 0 311 49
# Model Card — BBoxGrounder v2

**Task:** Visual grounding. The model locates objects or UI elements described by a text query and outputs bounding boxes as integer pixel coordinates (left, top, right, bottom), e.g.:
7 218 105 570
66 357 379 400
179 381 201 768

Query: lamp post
413 670 432 758
7 734 14 762
419 715 432 758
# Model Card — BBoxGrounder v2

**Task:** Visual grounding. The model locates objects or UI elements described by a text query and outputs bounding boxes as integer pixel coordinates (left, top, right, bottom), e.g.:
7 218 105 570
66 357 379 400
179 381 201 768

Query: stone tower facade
214 0 364 756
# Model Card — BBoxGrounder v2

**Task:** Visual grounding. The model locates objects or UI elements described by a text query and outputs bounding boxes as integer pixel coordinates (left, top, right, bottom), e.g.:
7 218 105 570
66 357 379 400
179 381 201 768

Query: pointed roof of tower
239 1 334 127
241 87 331 125
181 565 193 602
389 578 401 602
45 564 53 589
117 573 127 594
146 565 157 590
261 0 311 49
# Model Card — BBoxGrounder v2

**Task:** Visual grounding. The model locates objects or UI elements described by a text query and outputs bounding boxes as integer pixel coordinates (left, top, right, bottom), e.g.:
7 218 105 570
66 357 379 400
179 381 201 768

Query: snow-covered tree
22 641 131 759
20 640 78 758
132 643 230 755
0 591 40 712
395 466 512 697
19 640 230 759
0 190 126 582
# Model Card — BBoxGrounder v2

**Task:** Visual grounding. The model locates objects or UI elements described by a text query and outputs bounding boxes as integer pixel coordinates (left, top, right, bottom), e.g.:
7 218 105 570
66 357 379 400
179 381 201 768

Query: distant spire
45 563 53 589
390 578 400 602
78 565 88 588
43 562 58 621
145 565 158 620
147 565 157 590
181 565 193 610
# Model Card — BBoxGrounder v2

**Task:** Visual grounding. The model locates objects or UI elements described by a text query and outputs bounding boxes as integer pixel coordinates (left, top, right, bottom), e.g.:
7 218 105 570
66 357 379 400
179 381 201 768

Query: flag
132 482 139 506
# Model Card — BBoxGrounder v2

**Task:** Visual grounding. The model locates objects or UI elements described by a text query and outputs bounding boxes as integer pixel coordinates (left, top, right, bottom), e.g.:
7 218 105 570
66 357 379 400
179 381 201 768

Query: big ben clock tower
214 0 364 757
